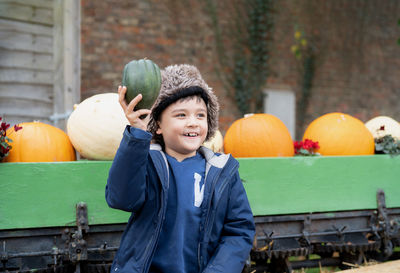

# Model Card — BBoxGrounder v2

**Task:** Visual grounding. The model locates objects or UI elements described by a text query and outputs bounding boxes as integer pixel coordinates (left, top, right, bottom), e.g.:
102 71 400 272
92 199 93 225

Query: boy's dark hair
148 64 219 147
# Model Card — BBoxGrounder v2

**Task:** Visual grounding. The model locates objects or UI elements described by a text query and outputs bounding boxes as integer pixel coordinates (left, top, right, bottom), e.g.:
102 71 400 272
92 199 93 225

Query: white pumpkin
202 130 224 153
365 116 400 140
67 93 129 160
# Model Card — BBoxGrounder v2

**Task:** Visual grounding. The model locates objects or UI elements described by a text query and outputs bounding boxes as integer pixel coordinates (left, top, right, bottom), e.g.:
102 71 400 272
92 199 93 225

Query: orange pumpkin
224 113 294 157
302 112 374 156
4 121 76 162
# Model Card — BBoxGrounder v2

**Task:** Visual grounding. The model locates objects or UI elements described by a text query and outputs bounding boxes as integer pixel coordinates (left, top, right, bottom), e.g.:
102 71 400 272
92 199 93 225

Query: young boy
106 64 255 273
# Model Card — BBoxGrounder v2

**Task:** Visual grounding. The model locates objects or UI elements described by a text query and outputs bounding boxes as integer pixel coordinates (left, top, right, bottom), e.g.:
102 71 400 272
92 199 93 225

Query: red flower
1 117 23 160
1 122 10 131
1 145 9 154
293 139 320 156
14 124 23 132
293 140 303 150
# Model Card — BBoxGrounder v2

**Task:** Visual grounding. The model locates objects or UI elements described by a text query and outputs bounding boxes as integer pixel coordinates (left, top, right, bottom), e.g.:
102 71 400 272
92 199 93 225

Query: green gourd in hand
122 59 161 110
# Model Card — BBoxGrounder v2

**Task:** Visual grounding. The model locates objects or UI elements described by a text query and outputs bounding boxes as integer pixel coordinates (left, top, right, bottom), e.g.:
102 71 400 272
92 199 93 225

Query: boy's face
156 96 208 162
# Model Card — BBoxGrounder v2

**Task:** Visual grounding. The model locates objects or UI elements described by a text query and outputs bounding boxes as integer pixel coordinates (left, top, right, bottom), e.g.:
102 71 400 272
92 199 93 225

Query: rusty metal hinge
68 202 89 262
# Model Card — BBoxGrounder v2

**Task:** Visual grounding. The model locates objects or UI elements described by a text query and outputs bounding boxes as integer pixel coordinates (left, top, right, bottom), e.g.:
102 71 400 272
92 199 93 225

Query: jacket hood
148 64 219 145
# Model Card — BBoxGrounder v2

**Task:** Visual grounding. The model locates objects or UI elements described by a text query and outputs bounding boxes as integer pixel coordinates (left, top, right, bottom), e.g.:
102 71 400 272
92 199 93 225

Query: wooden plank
0 2 53 26
0 49 52 70
0 18 52 36
0 83 53 103
0 29 52 53
0 161 128 230
0 114 51 126
336 260 400 272
240 155 400 216
3 0 53 9
0 67 53 84
0 156 399 229
0 96 52 119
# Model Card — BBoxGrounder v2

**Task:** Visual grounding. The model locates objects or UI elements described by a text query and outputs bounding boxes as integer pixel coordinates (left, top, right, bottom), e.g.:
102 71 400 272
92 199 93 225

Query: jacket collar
198 146 230 169
150 144 231 169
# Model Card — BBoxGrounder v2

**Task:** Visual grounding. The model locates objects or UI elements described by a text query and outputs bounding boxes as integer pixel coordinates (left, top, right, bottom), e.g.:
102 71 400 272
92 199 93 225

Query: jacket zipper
198 172 218 268
142 152 169 272
199 165 238 269
205 166 237 232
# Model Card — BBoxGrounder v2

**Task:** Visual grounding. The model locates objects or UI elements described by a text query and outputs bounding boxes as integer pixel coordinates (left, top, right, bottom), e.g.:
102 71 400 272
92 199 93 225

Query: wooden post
53 0 81 130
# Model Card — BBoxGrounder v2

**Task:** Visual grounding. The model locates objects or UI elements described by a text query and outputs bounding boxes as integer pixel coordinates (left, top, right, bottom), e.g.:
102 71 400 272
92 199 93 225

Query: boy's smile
156 97 208 162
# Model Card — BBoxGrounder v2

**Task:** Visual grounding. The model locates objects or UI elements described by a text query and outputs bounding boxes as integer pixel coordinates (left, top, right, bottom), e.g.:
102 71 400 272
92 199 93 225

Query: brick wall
81 0 240 133
81 0 400 137
268 0 400 136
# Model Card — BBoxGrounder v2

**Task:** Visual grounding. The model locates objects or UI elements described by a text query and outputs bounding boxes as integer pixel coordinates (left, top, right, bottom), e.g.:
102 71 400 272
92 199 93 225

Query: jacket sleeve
203 171 255 273
105 125 152 212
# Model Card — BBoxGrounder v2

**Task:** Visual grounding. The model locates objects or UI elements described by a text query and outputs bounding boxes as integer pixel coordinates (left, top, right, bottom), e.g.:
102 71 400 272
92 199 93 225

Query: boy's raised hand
118 85 152 131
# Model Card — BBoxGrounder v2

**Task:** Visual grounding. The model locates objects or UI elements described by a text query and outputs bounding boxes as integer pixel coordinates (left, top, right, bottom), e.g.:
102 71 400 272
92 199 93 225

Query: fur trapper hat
148 64 219 146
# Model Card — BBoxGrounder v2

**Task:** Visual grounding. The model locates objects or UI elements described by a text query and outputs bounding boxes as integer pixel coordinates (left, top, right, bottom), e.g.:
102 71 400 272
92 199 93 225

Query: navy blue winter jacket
106 126 255 273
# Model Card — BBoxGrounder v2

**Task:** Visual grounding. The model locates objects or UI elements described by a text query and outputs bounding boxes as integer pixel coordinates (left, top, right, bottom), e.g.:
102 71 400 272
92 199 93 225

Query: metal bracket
1 241 8 266
69 202 89 262
377 189 388 225
332 225 347 242
376 189 394 257
76 202 89 232
302 215 312 245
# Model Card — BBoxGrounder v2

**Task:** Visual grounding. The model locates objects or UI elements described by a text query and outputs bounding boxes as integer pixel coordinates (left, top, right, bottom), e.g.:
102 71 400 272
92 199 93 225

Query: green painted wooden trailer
1 155 400 272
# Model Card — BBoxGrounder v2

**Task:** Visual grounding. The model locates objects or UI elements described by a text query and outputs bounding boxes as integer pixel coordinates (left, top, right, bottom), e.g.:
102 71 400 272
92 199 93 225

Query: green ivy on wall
290 28 317 138
204 0 274 116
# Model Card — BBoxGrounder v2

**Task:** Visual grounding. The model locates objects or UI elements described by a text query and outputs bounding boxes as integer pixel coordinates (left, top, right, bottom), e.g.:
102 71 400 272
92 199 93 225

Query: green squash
122 59 161 110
